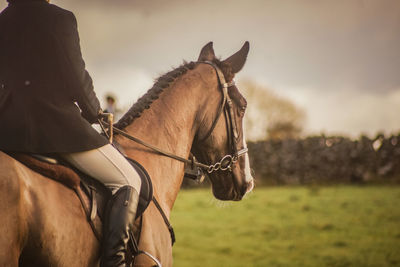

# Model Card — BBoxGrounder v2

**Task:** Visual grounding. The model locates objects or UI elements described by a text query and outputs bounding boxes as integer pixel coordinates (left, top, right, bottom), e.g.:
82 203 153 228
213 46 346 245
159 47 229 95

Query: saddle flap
125 157 153 219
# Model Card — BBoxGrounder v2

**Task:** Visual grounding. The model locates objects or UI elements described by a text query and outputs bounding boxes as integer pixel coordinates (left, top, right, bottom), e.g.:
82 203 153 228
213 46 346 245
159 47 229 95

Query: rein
100 121 247 174
100 122 209 170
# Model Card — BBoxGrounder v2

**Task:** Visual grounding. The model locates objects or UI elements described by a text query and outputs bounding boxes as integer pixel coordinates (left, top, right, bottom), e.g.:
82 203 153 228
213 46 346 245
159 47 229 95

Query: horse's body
0 42 253 266
0 153 99 266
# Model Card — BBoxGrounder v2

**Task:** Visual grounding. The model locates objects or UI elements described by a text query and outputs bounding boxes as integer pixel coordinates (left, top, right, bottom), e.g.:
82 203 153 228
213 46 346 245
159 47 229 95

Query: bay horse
0 41 254 267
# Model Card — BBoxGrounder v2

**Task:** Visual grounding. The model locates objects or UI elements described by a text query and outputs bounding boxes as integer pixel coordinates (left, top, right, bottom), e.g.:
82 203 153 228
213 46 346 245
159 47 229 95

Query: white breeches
62 144 141 194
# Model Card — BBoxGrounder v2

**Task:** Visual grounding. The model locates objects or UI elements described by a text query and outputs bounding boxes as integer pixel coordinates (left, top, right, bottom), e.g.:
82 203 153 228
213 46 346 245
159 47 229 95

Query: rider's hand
97 109 105 119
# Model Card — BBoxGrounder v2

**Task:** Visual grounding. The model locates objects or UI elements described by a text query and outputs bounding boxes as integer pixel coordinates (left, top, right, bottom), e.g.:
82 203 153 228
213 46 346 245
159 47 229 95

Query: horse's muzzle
245 179 254 194
236 179 254 200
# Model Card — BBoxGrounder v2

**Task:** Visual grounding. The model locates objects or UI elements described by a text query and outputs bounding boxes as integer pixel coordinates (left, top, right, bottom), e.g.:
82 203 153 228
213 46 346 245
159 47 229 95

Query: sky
1 0 399 138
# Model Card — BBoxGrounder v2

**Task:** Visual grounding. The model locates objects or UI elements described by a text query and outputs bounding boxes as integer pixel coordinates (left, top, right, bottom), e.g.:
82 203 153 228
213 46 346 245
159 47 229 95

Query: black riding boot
100 185 139 267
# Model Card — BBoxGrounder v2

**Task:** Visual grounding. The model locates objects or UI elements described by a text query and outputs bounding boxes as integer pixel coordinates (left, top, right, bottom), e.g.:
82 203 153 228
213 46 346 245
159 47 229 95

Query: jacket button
24 80 31 86
0 84 4 89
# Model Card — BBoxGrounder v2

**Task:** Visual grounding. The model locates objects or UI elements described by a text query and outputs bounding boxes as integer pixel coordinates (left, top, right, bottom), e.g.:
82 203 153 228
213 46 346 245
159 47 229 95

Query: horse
0 41 254 267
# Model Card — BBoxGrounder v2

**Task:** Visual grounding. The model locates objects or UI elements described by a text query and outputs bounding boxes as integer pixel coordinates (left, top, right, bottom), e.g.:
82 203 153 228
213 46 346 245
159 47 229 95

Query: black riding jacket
0 0 108 153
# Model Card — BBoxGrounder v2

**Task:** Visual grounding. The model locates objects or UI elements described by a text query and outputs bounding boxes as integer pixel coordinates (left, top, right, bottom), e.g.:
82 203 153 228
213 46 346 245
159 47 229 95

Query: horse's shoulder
0 151 44 187
0 151 22 173
0 152 29 202
0 150 14 162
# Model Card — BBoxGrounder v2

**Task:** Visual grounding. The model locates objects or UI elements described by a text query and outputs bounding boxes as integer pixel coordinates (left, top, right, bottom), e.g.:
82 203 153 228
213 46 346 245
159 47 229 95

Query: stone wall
247 134 400 185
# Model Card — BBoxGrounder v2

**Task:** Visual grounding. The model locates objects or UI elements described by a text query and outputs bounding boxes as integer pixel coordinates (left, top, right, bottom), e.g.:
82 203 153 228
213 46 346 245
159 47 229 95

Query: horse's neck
117 70 212 215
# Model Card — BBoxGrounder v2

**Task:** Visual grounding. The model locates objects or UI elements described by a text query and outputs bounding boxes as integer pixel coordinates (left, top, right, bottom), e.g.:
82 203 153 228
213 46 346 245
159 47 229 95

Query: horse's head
192 42 254 201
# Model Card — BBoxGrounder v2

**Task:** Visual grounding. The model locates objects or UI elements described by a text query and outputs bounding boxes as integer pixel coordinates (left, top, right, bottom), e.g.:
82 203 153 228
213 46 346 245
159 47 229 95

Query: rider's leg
62 144 141 267
62 144 141 192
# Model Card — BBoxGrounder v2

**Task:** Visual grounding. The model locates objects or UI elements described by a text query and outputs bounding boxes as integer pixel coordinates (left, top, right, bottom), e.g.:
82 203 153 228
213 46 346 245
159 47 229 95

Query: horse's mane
115 59 233 130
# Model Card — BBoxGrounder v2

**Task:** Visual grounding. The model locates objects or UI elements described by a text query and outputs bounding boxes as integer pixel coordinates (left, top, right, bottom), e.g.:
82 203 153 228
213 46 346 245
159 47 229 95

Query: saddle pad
7 152 81 189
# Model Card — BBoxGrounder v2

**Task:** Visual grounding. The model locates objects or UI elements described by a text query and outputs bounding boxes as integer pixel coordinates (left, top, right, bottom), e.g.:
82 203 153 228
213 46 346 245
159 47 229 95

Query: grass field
170 186 400 267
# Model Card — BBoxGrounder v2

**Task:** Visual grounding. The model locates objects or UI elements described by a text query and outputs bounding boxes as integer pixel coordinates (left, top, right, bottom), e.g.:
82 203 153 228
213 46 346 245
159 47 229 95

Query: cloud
41 0 400 95
1 0 399 135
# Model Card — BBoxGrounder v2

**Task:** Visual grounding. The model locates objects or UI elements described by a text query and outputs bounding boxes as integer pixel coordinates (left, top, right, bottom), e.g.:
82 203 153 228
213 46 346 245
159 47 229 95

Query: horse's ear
223 41 250 73
198 42 215 62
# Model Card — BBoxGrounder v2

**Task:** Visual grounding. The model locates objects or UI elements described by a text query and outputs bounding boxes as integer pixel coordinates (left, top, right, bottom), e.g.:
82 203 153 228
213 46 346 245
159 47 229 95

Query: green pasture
170 186 400 267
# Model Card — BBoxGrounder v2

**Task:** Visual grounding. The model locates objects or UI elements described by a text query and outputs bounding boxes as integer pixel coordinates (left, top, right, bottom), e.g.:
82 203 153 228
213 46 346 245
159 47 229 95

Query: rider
0 0 140 266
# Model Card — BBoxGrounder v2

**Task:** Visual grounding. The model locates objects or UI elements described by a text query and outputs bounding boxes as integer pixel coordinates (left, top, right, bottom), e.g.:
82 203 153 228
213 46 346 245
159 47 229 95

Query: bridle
195 61 248 174
99 61 248 175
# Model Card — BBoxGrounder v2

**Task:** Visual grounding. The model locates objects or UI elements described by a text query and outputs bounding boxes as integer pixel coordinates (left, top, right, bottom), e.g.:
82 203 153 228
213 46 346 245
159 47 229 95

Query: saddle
7 152 153 243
